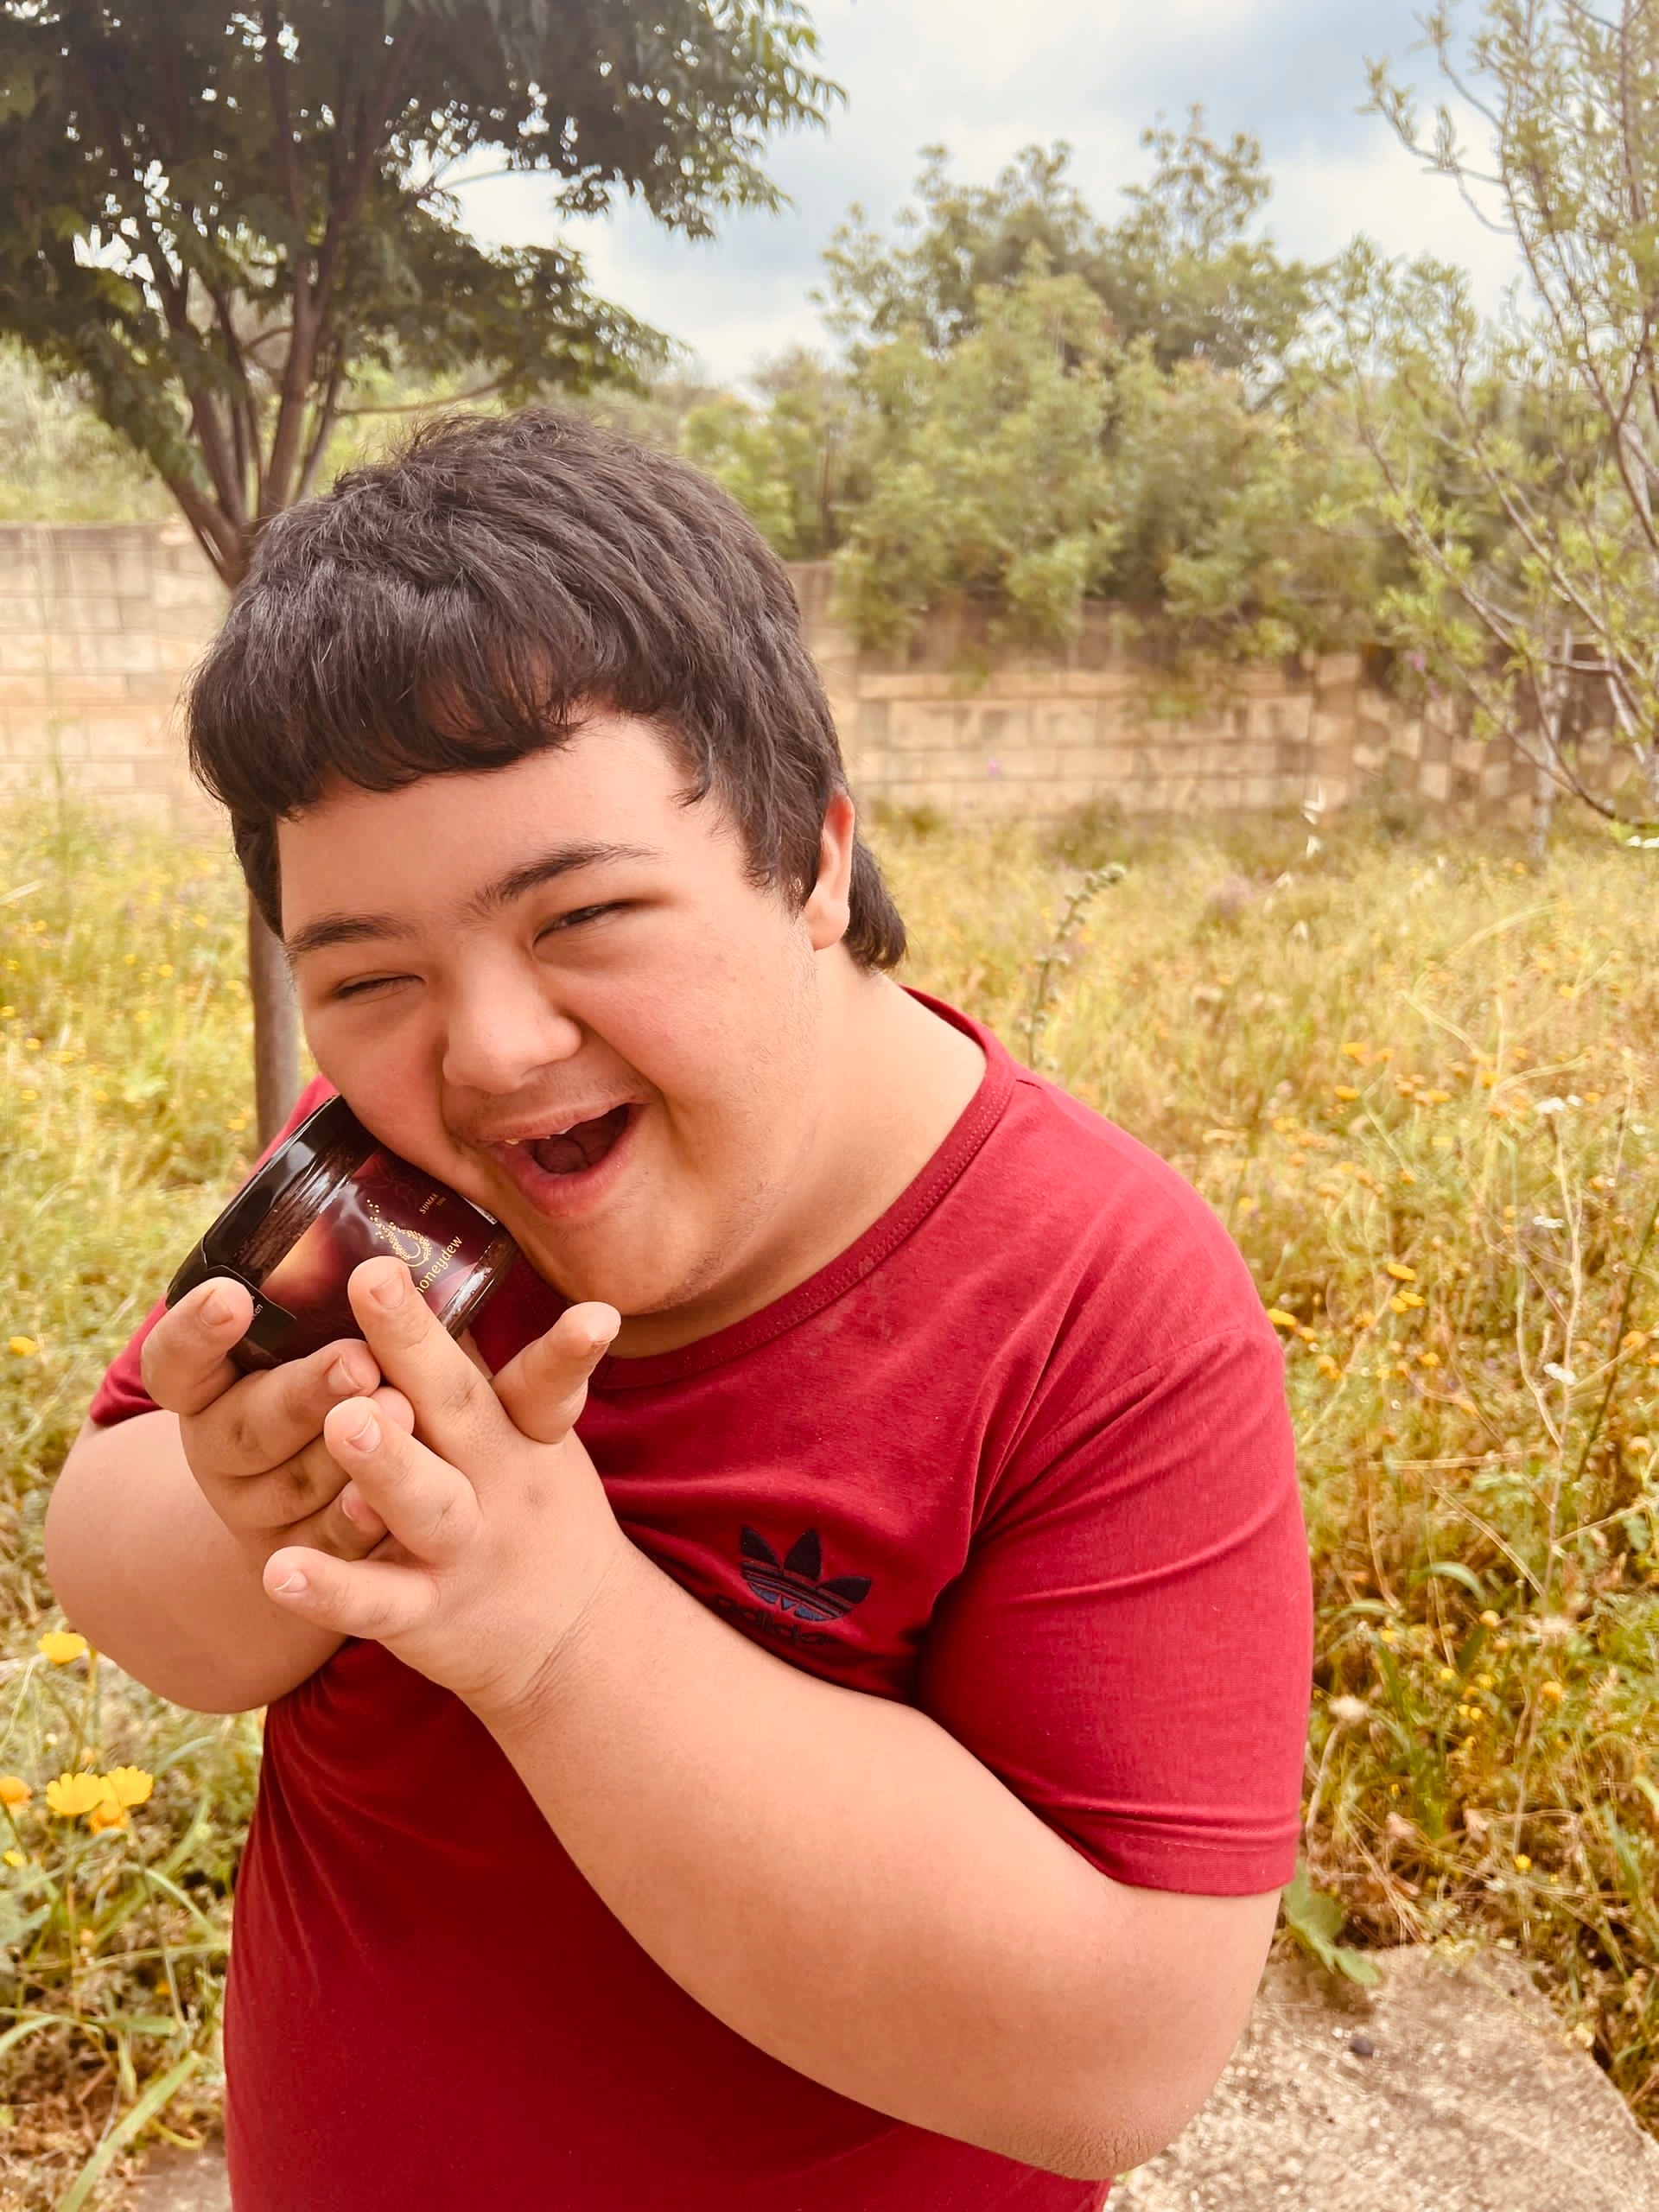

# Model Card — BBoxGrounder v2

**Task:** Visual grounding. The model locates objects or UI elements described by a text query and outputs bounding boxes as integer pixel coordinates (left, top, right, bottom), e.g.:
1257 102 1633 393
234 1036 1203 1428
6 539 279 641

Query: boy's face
277 715 855 1341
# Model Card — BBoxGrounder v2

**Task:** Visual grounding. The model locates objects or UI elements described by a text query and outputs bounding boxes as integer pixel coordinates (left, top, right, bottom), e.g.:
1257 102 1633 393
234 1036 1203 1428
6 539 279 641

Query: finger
263 1546 441 1644
346 1258 505 1464
322 1394 482 1566
207 1386 416 1542
492 1302 620 1446
141 1278 256 1417
185 1334 383 1481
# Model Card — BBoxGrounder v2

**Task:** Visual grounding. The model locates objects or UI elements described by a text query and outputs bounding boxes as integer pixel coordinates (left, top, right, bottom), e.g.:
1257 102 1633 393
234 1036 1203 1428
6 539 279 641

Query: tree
0 0 836 1136
1325 0 1659 855
830 266 1121 656
819 119 1313 385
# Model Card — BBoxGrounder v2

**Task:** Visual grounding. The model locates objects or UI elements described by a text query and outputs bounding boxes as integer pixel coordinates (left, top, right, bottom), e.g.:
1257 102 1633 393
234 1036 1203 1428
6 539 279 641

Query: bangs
187 508 714 823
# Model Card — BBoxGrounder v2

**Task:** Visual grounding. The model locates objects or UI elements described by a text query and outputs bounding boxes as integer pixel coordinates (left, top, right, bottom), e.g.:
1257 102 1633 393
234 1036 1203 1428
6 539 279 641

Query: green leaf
1418 1560 1487 1602
1281 1863 1382 1987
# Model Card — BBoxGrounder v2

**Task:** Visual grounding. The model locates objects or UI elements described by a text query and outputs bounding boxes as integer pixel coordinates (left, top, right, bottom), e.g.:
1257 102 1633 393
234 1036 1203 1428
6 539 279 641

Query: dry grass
3 791 1659 2195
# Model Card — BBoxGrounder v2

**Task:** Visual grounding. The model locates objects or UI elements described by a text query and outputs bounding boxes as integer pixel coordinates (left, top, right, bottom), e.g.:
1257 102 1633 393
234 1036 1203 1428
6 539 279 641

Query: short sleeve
86 1075 338 1429
917 1324 1311 1895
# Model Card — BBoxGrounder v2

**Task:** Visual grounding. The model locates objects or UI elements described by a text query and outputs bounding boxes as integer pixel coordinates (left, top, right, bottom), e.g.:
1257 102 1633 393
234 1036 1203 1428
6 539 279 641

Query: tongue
531 1105 628 1177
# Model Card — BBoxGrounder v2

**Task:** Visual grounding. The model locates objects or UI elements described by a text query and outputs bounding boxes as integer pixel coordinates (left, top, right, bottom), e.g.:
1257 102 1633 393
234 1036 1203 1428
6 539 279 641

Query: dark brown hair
187 408 906 969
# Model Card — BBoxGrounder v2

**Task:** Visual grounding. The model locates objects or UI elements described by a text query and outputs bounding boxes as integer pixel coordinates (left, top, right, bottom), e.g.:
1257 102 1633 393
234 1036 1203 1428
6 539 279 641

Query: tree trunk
248 897 301 1143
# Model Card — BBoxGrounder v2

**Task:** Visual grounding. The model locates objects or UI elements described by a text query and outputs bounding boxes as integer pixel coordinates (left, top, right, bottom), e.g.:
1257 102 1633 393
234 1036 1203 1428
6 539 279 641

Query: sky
451 0 1522 387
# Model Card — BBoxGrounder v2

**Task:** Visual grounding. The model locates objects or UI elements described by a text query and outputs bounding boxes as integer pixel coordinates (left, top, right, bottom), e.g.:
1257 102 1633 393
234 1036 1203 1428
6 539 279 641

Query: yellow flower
1340 1041 1369 1062
1541 1680 1566 1704
1386 1262 1417 1282
1479 1610 1502 1629
86 1801 129 1835
103 1766 154 1808
1316 1353 1341 1378
0 1776 31 1808
3 1849 24 1869
1333 1084 1360 1102
37 1630 88 1665
45 1772 109 1819
8 1336 38 1358
1266 1308 1298 1330
1514 1853 1533 1872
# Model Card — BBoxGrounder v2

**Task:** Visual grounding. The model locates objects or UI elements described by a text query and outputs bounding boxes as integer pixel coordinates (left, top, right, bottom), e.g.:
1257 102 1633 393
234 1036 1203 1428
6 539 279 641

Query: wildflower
86 1801 129 1835
1266 1309 1298 1330
1389 1295 1410 1315
1333 1084 1359 1102
1541 1680 1566 1703
103 1766 153 1808
2 1850 23 1869
1386 1262 1417 1282
45 1772 108 1819
1480 1610 1502 1629
8 1335 39 1358
1439 1666 1457 1683
1316 1353 1341 1378
1514 1853 1533 1872
0 1776 31 1808
1340 1041 1369 1062
37 1630 87 1665
1423 1089 1452 1105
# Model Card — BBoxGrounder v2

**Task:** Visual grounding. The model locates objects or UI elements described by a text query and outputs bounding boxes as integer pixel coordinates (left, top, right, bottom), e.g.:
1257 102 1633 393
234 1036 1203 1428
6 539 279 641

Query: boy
46 410 1312 2209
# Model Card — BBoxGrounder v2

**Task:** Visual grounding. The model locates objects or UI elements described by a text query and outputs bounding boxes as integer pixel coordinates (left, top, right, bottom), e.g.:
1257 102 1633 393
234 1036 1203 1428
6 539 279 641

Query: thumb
491 1302 619 1446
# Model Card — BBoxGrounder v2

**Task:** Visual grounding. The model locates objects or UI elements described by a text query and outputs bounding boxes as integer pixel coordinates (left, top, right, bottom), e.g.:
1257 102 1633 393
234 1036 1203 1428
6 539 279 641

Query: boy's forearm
45 1414 344 1713
479 1541 1236 2182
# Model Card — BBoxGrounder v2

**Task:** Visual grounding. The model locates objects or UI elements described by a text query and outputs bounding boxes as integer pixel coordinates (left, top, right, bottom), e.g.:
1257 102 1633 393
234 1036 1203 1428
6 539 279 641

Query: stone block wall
0 521 221 827
0 526 1599 838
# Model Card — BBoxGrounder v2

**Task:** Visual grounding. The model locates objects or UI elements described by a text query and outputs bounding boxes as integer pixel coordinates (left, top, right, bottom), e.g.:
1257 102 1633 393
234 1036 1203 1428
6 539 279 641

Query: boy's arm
47 1410 353 1713
486 1544 1280 2182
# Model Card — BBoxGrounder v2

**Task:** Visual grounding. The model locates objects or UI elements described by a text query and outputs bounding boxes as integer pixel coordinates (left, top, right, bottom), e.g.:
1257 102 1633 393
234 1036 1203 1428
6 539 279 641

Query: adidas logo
737 1528 871 1625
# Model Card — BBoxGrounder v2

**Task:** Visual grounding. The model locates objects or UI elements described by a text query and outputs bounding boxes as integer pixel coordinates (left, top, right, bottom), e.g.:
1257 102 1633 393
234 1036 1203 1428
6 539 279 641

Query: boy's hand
259 1255 626 1724
140 1277 416 1567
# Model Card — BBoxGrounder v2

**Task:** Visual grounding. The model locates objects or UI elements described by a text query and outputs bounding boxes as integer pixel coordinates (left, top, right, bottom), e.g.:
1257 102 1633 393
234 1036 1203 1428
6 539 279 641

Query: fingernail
275 1571 308 1597
202 1287 232 1328
370 1268 405 1310
343 1406 380 1451
328 1357 365 1395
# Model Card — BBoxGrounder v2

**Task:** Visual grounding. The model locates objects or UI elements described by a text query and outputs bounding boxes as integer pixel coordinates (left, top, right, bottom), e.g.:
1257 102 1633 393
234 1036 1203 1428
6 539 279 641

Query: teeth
513 1108 617 1145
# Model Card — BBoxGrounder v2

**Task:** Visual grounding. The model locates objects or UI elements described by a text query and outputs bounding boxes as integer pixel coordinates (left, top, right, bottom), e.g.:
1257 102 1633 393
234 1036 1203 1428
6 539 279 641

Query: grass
4 791 1659 2194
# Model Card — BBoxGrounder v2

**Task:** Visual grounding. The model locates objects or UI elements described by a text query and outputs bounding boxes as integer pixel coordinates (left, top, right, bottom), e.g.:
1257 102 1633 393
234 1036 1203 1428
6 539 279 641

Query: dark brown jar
166 1096 518 1370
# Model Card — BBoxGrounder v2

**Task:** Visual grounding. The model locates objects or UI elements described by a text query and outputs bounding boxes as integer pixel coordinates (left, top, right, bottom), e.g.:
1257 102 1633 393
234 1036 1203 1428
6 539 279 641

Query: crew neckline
585 990 1015 1392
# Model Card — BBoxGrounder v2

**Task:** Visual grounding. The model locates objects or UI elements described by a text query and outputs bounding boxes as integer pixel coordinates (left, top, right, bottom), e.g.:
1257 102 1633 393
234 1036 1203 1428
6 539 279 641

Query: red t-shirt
88 1000 1312 2211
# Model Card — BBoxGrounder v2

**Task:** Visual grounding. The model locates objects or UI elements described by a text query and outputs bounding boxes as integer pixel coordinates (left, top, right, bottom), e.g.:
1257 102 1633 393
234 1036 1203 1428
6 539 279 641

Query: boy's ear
803 793 855 951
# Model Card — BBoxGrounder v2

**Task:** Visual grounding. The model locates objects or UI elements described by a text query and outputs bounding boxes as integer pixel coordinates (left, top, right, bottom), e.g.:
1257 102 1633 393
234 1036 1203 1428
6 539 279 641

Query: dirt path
120 1946 1659 2212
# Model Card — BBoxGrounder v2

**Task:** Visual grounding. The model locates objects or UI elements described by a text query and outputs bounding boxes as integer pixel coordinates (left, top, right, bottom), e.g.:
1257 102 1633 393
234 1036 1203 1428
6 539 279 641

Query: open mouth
525 1103 632 1178
481 1102 640 1221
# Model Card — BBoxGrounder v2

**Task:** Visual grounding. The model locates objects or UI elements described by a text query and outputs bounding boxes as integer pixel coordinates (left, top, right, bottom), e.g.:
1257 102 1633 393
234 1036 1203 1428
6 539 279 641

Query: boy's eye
539 902 624 936
332 975 410 1002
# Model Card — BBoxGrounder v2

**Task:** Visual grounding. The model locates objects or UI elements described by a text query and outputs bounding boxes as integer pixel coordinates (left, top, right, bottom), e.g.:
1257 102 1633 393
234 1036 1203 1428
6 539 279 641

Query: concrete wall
0 524 1611 836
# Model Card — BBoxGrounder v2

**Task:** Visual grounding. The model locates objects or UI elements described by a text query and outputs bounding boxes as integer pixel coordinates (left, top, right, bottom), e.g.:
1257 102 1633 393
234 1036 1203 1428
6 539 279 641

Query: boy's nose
440 973 583 1096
